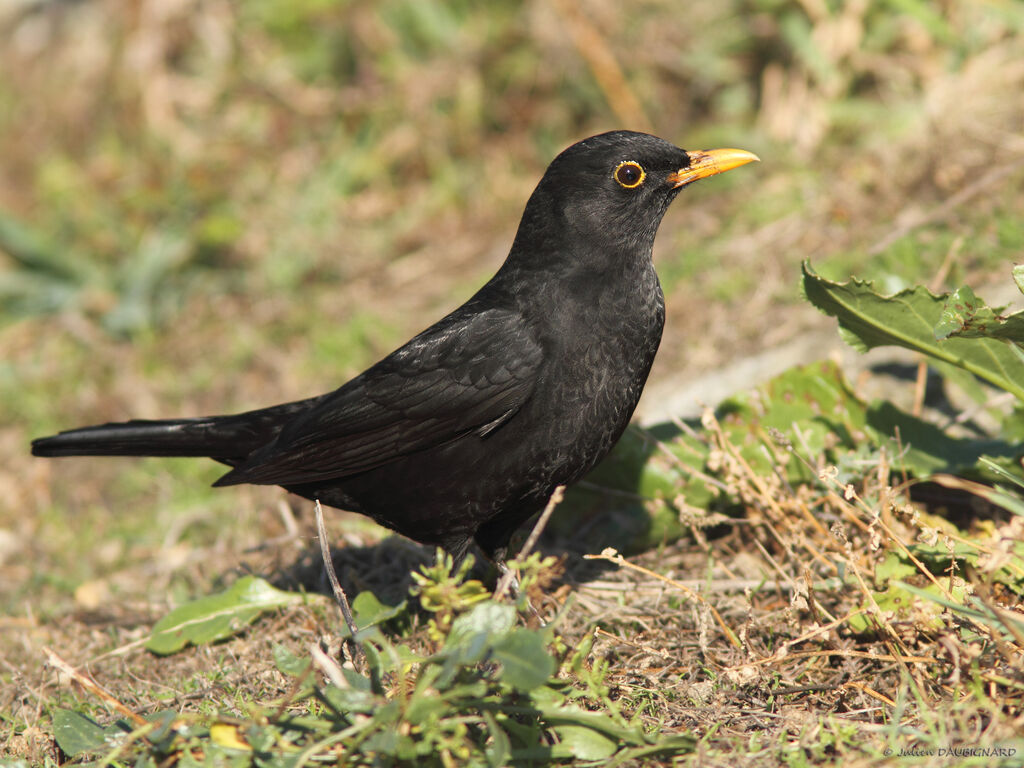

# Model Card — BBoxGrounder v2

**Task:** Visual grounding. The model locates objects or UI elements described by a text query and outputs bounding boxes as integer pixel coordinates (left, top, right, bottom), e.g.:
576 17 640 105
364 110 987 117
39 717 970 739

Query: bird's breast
524 264 665 479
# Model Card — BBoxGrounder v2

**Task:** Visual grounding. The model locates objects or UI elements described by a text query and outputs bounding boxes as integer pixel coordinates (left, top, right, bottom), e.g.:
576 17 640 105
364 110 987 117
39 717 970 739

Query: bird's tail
31 398 321 461
31 418 249 459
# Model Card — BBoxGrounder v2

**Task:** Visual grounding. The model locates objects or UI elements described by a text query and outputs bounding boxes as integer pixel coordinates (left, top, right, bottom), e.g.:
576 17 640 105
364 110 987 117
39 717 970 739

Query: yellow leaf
210 723 250 751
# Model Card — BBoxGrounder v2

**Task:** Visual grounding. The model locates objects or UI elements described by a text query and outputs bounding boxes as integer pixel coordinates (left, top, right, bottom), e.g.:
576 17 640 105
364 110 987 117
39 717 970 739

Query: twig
742 648 937 667
518 485 565 563
912 359 928 418
494 485 565 601
314 499 362 664
43 646 148 728
843 680 897 707
593 627 677 661
309 643 349 689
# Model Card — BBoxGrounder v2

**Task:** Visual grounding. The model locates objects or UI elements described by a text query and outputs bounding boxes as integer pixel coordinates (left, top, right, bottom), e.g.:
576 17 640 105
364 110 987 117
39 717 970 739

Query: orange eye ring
613 160 646 189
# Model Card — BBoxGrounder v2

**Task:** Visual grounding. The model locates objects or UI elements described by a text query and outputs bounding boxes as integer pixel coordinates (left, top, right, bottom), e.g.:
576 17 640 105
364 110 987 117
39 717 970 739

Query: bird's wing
214 307 542 486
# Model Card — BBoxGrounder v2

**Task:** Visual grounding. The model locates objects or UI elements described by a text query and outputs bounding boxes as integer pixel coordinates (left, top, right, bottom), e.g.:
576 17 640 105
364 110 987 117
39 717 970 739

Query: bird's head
513 131 759 270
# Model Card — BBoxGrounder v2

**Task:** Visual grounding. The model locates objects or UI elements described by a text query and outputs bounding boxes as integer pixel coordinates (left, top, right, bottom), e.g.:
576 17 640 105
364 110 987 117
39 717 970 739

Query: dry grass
572 417 1024 761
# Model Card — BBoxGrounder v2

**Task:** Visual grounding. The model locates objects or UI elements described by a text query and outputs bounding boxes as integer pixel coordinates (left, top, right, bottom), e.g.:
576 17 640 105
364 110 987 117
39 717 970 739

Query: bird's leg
490 551 547 624
494 559 522 600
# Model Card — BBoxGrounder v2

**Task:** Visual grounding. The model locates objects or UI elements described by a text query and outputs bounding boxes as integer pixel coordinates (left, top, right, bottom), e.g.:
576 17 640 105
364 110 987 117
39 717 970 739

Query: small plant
410 551 491 642
49 552 695 766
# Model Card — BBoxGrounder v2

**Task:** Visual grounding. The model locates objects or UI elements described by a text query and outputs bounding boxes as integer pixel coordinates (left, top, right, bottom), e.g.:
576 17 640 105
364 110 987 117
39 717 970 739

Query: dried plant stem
315 499 362 665
43 646 148 728
494 485 565 601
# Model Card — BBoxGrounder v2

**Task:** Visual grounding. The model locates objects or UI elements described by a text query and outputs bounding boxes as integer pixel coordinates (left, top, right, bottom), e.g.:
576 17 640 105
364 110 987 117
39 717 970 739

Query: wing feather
214 307 541 486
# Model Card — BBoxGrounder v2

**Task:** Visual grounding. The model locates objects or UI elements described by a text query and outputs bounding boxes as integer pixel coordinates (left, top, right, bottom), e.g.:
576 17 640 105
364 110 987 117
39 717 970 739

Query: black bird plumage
32 131 757 563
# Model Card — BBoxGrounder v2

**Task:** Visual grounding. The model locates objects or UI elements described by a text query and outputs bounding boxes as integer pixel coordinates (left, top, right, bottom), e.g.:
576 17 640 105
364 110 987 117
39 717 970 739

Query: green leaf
895 581 1024 643
978 456 1024 492
492 628 555 692
928 359 993 407
321 683 380 715
532 703 639 743
1013 264 1024 296
446 602 517 649
272 643 311 677
483 711 512 767
550 724 619 759
0 209 95 281
51 709 110 756
147 709 179 743
865 401 1016 477
554 422 703 554
146 576 306 654
802 262 1024 400
403 691 446 726
344 590 406 638
935 285 1024 346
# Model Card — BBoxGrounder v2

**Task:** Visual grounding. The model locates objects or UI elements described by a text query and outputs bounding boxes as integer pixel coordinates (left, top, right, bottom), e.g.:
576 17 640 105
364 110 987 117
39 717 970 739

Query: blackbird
32 131 758 564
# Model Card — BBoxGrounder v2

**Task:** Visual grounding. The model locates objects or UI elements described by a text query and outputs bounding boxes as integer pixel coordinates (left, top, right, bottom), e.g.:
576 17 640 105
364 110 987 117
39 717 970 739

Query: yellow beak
667 148 760 188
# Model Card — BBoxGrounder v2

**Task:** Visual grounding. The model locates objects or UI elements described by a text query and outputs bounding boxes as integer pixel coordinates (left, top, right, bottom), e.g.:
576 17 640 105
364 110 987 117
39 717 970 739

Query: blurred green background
2 0 1023 611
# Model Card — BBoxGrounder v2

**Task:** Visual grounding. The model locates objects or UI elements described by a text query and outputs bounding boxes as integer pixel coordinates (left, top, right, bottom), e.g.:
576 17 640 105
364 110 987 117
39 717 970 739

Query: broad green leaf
550 725 618 759
147 710 179 743
531 703 640 742
147 576 306 654
403 692 446 726
614 735 699 761
718 359 867 463
434 601 518 689
555 424 693 554
51 709 110 756
0 210 96 281
360 726 401 757
848 580 950 634
850 534 1024 633
446 602 516 648
802 262 1024 400
492 628 555 692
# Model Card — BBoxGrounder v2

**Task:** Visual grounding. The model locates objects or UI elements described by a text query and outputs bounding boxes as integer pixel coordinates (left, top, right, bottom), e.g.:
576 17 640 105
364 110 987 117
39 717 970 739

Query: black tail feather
32 396 323 463
31 418 235 458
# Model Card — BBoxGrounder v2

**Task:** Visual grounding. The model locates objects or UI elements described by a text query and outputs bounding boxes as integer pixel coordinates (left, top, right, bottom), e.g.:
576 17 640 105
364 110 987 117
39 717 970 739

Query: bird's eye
613 161 645 189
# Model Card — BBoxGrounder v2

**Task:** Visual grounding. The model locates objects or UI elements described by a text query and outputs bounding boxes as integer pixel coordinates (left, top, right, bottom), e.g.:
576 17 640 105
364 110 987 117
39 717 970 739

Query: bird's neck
503 191 659 285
